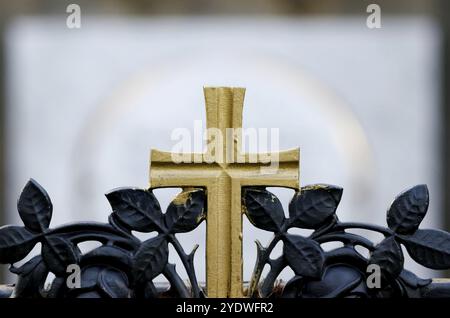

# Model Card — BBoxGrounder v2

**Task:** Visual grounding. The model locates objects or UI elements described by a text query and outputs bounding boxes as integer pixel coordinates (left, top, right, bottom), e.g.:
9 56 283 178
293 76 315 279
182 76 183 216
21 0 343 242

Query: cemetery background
0 0 449 285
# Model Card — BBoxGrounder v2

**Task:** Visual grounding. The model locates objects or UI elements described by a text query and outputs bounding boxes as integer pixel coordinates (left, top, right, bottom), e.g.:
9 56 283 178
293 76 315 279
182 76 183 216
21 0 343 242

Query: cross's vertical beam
204 87 244 164
203 87 245 297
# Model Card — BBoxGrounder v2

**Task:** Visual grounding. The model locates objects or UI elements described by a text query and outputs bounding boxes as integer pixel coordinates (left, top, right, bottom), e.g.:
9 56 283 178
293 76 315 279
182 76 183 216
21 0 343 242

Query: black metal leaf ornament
42 236 80 276
106 188 164 233
0 179 206 298
243 188 285 232
10 256 48 298
283 234 324 278
4 177 450 299
288 184 342 229
0 226 37 263
67 265 132 298
387 184 429 234
283 264 366 298
369 236 404 278
164 189 206 233
132 235 168 284
398 229 450 269
97 267 131 298
17 179 53 232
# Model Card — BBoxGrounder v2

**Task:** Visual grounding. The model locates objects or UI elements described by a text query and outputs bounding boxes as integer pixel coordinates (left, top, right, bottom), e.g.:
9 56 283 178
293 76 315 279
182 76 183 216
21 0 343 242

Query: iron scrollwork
0 179 206 298
243 184 450 298
1 180 450 298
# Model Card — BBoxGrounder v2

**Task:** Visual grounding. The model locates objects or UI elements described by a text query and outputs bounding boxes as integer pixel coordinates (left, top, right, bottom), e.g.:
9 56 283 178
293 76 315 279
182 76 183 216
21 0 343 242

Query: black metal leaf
106 188 164 233
80 266 101 289
164 189 206 233
17 179 53 232
397 269 432 298
243 188 285 232
10 256 48 298
368 236 404 278
283 234 324 278
398 229 450 269
387 185 429 234
0 226 37 263
132 235 168 284
284 264 365 298
398 269 432 288
10 255 43 276
42 236 80 276
289 184 342 229
98 267 131 298
84 245 133 270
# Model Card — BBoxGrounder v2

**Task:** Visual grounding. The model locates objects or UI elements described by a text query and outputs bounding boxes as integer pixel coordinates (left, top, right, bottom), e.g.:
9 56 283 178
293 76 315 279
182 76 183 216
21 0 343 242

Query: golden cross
149 87 299 297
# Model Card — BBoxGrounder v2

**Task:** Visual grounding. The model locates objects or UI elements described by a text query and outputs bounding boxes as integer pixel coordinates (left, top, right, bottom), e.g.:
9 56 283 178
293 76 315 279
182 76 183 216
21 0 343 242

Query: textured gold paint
149 87 300 297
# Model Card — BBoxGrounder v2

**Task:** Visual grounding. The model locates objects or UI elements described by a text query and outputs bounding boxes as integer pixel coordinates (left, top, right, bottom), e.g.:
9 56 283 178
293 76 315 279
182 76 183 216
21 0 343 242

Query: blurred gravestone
5 17 441 280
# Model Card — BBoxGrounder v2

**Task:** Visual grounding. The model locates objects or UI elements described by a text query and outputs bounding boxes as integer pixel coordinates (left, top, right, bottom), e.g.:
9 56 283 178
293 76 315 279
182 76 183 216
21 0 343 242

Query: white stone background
4 16 443 283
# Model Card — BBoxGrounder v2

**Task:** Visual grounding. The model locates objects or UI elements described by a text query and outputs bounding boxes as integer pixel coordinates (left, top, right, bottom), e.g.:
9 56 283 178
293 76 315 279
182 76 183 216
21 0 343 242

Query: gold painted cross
149 87 299 297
